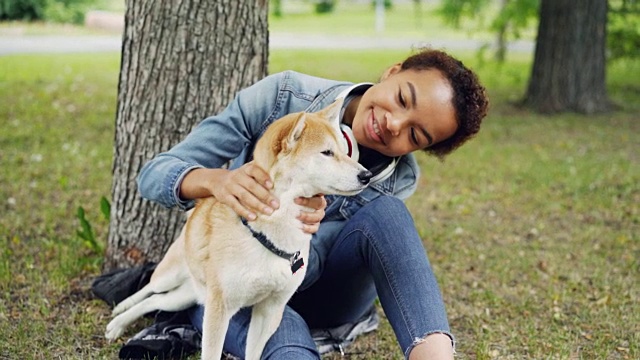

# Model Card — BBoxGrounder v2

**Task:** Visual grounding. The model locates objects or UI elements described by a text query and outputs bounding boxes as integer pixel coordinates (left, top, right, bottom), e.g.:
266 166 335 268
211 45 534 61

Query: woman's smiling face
346 66 458 157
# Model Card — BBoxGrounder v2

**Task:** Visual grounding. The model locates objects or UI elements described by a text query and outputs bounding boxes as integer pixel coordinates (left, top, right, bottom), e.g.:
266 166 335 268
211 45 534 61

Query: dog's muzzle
358 170 373 185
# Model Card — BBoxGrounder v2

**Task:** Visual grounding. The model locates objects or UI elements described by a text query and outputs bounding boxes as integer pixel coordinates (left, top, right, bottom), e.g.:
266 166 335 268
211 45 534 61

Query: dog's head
254 100 372 198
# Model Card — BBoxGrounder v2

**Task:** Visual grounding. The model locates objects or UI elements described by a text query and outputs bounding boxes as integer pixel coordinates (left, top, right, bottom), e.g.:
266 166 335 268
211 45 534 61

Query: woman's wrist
179 168 226 201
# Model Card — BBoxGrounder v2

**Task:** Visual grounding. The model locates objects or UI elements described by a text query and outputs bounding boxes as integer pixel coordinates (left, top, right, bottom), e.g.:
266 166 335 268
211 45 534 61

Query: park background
0 0 638 359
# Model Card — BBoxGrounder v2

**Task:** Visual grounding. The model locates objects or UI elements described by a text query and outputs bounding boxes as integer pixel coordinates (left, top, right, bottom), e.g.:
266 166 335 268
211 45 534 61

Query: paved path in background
0 33 533 56
0 10 534 55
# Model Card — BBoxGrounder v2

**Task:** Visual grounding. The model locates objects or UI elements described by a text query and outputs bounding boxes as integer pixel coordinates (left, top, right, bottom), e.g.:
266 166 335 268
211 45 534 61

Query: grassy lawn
1 44 638 360
0 51 640 359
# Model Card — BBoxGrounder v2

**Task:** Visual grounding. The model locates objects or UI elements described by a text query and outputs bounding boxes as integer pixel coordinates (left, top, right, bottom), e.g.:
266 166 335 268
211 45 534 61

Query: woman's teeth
373 119 381 137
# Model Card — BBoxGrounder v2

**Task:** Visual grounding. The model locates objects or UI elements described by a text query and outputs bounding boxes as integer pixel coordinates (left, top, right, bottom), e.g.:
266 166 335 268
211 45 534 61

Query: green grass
1 48 638 359
0 54 119 358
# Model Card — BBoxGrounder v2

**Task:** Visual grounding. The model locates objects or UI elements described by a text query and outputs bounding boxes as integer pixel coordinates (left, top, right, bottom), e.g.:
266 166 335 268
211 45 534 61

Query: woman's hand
295 194 327 234
212 162 280 220
180 162 279 220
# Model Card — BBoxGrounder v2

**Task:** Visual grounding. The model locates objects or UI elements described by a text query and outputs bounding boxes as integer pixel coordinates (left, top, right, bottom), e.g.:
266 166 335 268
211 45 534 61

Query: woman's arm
136 72 288 210
179 167 326 232
136 70 331 230
179 164 279 221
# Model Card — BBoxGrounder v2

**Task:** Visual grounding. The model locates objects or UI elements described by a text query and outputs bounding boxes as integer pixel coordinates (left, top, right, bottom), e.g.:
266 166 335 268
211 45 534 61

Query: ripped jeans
188 196 453 359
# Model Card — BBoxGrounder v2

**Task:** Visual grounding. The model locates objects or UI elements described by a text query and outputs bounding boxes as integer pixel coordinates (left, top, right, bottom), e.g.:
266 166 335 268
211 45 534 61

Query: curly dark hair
401 48 489 159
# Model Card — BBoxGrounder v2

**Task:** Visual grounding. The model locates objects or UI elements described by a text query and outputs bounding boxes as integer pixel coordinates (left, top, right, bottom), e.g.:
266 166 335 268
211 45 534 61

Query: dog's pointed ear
286 114 307 150
315 99 348 154
316 99 344 126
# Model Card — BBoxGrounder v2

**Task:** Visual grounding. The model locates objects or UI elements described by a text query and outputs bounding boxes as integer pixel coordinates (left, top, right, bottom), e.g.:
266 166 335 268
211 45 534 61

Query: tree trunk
494 21 507 63
494 0 507 63
523 0 611 114
105 0 269 270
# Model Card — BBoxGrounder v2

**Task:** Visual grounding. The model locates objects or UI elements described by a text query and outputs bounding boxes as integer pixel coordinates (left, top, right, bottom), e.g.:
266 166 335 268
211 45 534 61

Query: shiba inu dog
105 100 372 359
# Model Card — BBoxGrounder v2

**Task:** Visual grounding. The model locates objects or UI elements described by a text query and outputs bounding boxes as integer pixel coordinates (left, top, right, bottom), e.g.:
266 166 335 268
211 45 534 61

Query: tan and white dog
105 100 372 359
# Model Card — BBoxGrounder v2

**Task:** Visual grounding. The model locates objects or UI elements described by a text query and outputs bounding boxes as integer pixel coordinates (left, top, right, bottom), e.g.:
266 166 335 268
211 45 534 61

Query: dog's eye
321 150 334 157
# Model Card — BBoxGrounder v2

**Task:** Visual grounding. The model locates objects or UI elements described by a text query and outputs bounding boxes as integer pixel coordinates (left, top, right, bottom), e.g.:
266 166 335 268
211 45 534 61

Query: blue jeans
189 196 452 359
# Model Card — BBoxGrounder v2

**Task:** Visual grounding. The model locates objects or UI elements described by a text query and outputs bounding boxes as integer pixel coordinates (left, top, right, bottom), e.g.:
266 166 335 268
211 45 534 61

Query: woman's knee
360 196 410 220
191 305 319 359
263 347 319 360
355 196 417 240
261 307 320 359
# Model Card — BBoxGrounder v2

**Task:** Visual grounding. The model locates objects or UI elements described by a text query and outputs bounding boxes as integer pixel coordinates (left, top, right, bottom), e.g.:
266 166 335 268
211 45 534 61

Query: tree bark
105 0 269 270
493 0 508 62
523 0 611 114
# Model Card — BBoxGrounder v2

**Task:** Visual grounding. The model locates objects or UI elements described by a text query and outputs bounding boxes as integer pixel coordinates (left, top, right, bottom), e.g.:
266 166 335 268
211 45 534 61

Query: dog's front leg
245 297 288 360
200 285 231 360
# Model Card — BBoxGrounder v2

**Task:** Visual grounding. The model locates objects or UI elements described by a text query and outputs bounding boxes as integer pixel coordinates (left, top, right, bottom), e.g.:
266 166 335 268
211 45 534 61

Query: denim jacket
137 70 420 288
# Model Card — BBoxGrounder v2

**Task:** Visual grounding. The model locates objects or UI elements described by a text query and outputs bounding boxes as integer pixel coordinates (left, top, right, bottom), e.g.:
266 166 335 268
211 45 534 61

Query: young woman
137 48 488 359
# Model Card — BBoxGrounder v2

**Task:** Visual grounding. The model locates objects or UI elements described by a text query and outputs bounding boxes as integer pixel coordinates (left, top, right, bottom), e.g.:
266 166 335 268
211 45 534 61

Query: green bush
314 0 336 14
371 0 392 10
44 0 89 24
0 0 46 20
0 0 97 24
608 9 640 60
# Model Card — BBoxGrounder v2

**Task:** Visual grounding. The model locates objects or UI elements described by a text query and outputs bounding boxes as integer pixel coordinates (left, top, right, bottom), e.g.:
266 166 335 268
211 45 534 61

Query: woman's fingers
295 194 327 211
301 222 321 234
295 195 327 234
240 163 279 212
212 162 279 219
220 191 259 220
242 162 273 191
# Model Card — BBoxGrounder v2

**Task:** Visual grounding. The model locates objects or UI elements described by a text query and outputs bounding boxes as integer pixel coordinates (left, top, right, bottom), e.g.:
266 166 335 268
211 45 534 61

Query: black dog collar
240 217 304 274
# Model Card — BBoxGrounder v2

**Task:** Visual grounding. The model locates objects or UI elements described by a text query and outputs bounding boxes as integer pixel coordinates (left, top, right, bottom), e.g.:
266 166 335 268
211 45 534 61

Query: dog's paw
105 320 125 341
112 301 128 316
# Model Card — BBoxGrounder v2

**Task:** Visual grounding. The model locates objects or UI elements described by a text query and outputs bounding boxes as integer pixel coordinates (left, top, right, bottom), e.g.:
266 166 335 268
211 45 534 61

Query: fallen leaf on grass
594 295 610 306
537 260 548 272
14 274 26 285
581 332 593 340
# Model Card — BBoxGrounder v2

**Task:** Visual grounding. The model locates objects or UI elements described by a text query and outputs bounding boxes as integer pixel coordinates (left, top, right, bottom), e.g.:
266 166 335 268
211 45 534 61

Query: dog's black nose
358 170 373 185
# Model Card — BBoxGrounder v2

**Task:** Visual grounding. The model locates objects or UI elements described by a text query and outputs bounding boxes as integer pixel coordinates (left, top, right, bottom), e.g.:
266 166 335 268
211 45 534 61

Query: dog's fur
105 100 371 359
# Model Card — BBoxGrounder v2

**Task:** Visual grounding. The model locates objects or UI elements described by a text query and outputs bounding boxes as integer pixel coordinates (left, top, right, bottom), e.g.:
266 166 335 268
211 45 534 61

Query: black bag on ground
91 263 200 360
91 262 157 308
